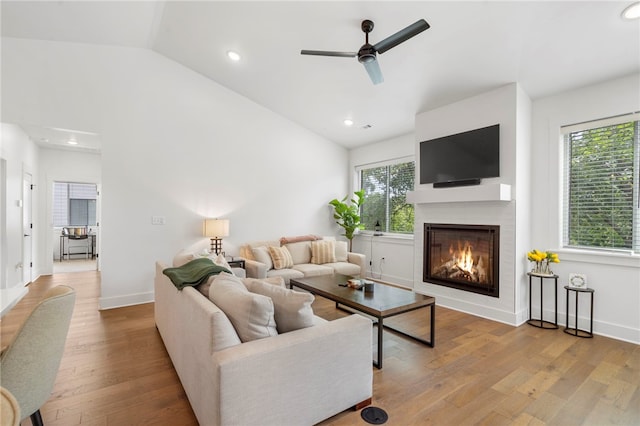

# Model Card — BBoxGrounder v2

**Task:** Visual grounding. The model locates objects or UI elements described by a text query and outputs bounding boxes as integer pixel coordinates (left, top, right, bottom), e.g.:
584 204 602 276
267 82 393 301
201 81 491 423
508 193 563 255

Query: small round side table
563 286 594 338
527 272 558 329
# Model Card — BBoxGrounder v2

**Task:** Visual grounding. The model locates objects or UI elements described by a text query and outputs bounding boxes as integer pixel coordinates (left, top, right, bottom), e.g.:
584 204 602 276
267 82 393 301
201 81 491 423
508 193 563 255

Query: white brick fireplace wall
410 83 532 326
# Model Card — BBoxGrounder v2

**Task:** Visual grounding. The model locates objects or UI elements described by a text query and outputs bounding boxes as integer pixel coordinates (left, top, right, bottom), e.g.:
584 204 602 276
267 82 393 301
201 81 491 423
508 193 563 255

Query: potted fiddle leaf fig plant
329 189 365 252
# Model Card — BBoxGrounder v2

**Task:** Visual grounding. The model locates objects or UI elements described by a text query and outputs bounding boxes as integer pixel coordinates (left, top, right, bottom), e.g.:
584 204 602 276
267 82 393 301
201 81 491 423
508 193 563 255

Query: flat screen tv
419 124 500 187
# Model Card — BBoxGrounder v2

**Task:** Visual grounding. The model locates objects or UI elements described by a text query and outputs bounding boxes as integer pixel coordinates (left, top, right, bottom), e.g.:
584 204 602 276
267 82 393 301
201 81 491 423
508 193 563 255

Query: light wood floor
1 271 638 425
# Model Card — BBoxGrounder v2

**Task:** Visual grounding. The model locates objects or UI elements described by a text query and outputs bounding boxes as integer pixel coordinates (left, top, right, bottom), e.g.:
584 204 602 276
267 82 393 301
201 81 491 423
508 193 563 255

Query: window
53 182 97 227
562 113 639 253
358 158 415 234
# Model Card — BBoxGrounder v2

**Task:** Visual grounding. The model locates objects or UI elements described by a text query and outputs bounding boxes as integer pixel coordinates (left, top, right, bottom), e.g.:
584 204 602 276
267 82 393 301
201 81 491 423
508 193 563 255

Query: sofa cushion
334 241 349 262
284 241 312 265
279 234 321 245
239 240 280 260
243 276 286 288
209 304 243 352
292 263 334 277
311 240 336 264
243 279 315 333
251 246 273 270
268 246 294 269
196 254 236 296
209 273 278 342
266 268 305 282
325 262 362 277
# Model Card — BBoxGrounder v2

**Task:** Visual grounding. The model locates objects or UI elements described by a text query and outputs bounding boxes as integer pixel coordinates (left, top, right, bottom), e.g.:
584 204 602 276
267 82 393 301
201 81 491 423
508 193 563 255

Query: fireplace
423 223 499 297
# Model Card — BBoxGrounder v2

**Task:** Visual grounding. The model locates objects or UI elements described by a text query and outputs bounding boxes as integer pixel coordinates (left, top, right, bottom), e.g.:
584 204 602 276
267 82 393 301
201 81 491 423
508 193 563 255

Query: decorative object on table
363 280 375 293
203 218 229 255
568 273 587 288
328 189 365 251
526 249 560 275
347 278 364 289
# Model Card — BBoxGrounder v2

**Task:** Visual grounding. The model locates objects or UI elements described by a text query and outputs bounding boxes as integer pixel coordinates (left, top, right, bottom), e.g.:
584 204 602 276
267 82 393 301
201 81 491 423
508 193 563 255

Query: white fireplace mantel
407 183 512 204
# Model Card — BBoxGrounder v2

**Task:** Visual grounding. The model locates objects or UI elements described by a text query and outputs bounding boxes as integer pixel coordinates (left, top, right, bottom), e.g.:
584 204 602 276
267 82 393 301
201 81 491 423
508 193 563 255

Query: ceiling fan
301 19 430 85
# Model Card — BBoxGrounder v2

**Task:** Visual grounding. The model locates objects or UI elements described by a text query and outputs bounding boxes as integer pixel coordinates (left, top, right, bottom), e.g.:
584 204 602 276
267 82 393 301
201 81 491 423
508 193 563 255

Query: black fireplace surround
423 223 500 297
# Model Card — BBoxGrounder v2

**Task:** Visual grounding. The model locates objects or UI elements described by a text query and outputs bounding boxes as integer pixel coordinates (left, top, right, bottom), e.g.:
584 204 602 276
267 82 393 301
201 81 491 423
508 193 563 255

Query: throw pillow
311 240 336 264
212 253 233 272
251 246 273 270
268 246 294 270
334 240 348 262
209 273 278 342
244 279 315 333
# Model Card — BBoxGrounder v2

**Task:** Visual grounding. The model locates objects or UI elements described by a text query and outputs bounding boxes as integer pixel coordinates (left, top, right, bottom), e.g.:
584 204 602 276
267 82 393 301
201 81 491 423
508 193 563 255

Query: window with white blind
357 158 415 234
562 113 639 253
53 182 98 227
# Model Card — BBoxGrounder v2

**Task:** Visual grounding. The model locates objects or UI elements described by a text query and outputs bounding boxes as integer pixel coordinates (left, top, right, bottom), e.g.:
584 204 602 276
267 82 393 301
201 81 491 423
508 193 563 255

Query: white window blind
562 113 639 253
357 157 415 234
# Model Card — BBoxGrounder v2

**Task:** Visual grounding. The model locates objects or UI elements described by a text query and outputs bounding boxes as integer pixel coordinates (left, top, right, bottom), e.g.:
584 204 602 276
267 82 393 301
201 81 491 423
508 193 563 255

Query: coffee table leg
430 303 435 347
373 316 383 369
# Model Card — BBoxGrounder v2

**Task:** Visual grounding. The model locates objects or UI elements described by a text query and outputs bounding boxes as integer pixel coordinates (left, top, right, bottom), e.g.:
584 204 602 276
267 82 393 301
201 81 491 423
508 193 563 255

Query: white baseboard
99 291 154 310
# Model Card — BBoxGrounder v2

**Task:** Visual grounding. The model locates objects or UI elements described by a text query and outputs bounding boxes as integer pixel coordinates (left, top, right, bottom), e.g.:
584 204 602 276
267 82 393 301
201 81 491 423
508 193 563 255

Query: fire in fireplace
423 224 499 297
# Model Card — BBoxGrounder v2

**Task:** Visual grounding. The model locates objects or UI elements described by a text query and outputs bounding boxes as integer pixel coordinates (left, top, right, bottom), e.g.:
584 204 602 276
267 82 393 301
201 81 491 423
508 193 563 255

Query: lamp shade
203 219 229 238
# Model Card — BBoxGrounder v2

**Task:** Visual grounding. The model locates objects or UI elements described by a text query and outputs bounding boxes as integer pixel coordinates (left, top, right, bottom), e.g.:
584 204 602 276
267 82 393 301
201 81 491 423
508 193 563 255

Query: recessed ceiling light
67 136 78 145
226 50 241 61
343 119 354 126
622 2 640 19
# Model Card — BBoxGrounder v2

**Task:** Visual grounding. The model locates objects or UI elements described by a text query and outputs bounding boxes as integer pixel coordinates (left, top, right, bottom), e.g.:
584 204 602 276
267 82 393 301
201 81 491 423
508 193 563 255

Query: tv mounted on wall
419 124 500 187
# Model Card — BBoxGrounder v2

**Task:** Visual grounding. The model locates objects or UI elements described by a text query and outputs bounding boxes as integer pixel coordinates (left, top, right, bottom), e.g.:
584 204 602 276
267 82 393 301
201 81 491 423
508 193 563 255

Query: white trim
354 155 414 171
561 111 640 134
99 291 154 310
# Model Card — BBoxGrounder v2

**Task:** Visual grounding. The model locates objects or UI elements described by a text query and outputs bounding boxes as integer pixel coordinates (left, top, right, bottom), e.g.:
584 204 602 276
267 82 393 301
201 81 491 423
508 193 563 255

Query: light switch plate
151 216 165 225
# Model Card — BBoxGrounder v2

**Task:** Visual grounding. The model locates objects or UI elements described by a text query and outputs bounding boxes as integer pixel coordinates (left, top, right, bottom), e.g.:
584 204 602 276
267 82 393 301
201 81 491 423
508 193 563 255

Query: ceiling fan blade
300 50 357 58
373 19 430 54
363 58 384 85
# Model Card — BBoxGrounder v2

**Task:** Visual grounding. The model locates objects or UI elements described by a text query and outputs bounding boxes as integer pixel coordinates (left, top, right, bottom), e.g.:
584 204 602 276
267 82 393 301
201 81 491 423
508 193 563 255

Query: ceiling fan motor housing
358 44 376 63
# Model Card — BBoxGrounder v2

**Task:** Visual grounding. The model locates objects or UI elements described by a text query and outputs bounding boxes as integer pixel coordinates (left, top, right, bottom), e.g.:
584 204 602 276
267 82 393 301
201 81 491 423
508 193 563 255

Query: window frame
355 156 415 236
561 112 640 255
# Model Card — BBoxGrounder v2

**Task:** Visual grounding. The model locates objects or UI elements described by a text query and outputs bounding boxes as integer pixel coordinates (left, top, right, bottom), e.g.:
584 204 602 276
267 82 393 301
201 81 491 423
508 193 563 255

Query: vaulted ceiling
2 1 639 151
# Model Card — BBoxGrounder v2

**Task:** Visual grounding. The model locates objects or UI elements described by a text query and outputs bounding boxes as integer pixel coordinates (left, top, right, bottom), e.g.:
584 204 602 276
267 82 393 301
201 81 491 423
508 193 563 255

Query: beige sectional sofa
154 252 373 426
239 236 366 284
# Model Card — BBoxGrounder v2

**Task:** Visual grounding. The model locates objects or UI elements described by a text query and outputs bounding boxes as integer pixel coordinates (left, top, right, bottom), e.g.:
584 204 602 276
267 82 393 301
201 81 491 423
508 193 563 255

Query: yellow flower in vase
526 249 559 275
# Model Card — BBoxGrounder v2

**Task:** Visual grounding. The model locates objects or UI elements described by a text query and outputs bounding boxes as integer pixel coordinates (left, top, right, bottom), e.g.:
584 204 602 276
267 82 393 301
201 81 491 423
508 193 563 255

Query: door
22 172 33 285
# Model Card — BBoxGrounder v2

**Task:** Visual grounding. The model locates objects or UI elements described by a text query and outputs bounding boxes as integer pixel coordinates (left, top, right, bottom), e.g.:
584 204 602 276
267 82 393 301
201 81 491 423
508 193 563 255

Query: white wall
531 73 640 344
0 123 39 288
350 133 415 287
2 37 349 309
37 148 101 273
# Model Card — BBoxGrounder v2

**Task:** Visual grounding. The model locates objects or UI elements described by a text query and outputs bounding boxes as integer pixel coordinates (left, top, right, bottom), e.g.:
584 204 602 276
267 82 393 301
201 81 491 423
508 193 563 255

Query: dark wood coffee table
290 274 435 369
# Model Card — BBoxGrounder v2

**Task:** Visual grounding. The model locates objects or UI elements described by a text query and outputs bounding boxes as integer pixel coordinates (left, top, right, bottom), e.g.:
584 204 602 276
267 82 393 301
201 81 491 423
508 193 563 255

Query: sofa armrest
244 259 268 279
348 252 366 276
213 314 373 426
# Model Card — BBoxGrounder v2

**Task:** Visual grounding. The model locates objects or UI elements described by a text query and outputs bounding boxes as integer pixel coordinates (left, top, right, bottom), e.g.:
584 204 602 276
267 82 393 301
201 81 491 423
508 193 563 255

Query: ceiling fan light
622 2 640 19
226 50 241 61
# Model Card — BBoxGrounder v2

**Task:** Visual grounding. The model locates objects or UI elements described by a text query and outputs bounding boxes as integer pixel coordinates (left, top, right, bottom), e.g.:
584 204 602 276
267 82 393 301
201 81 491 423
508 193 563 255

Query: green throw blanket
163 257 231 290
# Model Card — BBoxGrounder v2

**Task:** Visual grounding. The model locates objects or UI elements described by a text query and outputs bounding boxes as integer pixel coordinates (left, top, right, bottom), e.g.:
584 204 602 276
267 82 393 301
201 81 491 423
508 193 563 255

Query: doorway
52 181 99 274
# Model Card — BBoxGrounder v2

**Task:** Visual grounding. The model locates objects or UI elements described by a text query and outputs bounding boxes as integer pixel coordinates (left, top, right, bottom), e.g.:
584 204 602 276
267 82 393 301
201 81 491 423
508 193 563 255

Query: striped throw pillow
311 240 336 264
268 246 294 270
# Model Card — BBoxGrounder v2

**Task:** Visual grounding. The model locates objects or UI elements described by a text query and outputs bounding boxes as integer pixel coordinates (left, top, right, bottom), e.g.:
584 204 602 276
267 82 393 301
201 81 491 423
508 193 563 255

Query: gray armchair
0 285 76 426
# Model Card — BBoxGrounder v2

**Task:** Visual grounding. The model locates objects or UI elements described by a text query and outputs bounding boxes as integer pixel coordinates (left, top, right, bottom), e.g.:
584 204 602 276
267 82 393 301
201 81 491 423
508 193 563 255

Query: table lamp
203 219 229 255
